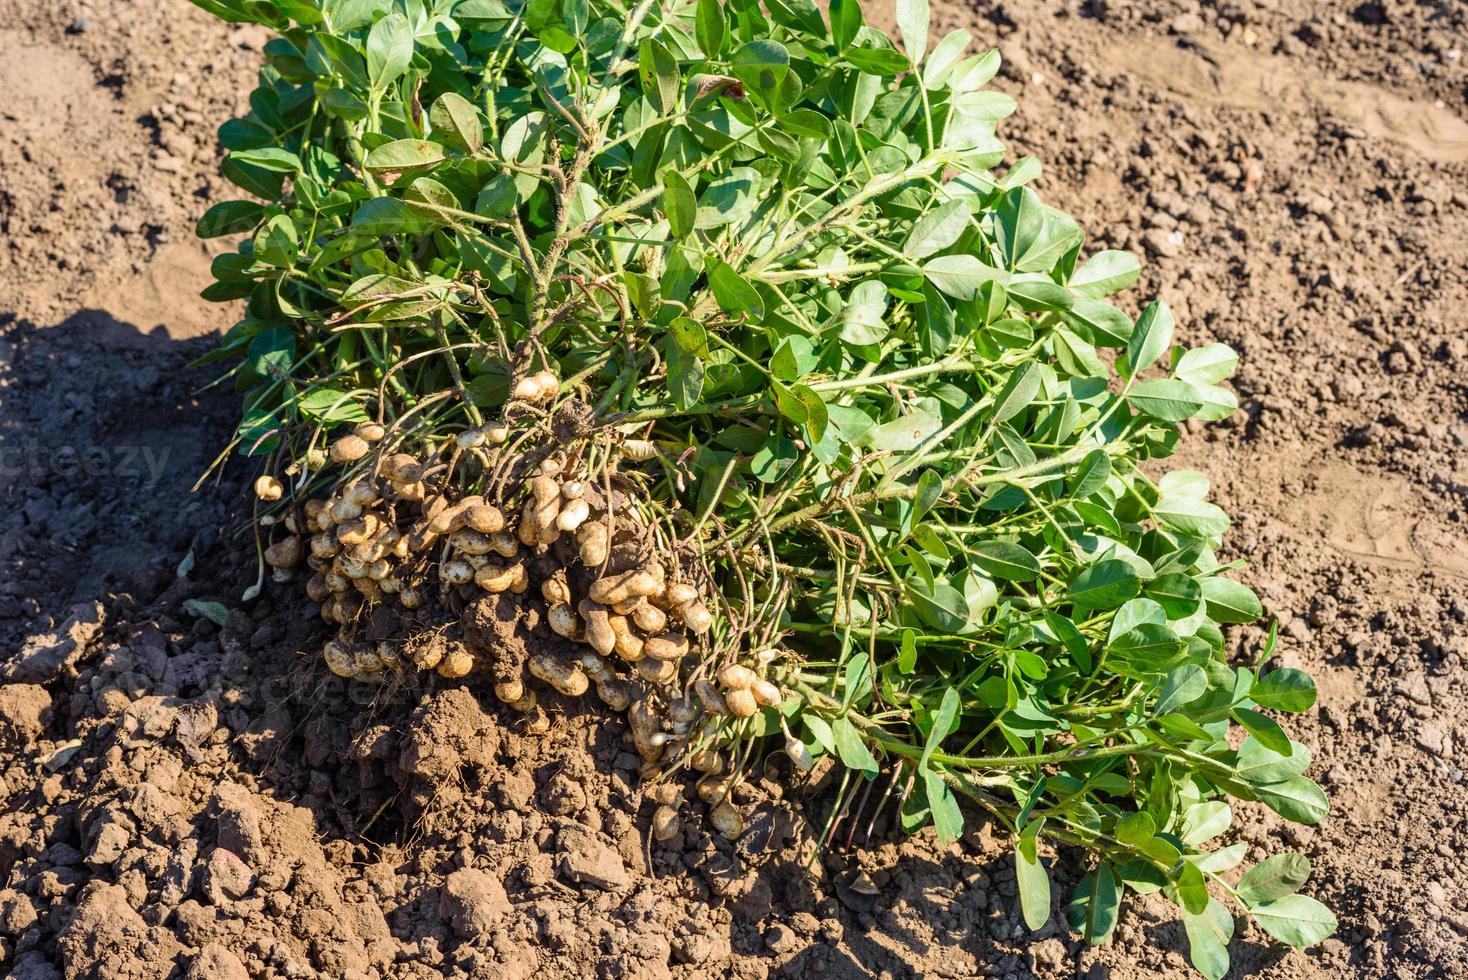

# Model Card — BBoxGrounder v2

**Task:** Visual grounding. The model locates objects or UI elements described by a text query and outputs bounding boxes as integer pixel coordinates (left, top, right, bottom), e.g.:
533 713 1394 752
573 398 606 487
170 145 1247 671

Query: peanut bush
190 0 1335 973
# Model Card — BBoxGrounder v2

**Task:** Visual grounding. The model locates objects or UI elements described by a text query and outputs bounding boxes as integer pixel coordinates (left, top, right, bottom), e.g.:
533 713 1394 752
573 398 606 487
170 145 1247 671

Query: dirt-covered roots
256 406 782 839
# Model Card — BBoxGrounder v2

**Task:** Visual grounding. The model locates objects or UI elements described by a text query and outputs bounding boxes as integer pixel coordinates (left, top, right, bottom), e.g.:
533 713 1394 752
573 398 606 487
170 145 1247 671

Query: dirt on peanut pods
1 0 1467 978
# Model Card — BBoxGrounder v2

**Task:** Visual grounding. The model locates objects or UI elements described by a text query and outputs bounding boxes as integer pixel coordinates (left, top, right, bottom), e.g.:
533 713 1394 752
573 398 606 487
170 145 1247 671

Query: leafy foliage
189 0 1335 971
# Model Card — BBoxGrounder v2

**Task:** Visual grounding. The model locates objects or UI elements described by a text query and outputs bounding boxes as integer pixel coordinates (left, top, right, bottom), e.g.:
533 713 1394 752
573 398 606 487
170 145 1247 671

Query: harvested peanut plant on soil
191 0 1337 974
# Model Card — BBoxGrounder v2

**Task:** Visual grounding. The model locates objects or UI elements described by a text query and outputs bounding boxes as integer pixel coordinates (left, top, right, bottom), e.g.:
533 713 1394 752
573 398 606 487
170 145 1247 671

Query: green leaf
352 197 440 236
1069 560 1142 610
1159 469 1210 498
1234 707 1292 756
365 139 447 172
1235 737 1311 785
732 40 790 100
1153 494 1230 538
1129 378 1202 422
774 382 829 444
1015 823 1051 930
909 578 969 632
1174 343 1238 386
995 187 1044 269
845 44 909 75
1070 249 1140 299
923 29 971 88
1254 775 1329 825
750 434 798 483
1250 895 1337 948
925 769 964 842
839 279 890 345
1192 843 1247 874
1181 801 1232 846
1065 865 1121 945
639 38 680 114
864 409 941 452
662 170 696 239
1068 449 1111 498
1127 300 1174 373
1146 573 1202 619
695 167 759 228
197 200 265 238
246 325 294 378
1064 299 1133 346
227 147 300 173
898 629 918 674
895 0 930 63
1155 664 1207 714
970 541 1041 581
992 362 1041 423
253 214 298 268
1175 861 1210 915
669 316 709 358
1200 577 1263 624
833 715 879 775
1182 899 1234 980
903 199 969 260
1252 668 1317 713
707 259 764 319
909 469 944 529
297 388 368 423
428 92 483 152
666 338 704 409
771 335 817 381
1236 853 1311 906
1109 623 1183 667
183 598 231 626
829 0 863 50
923 254 1002 300
779 108 832 140
695 0 727 57
1114 812 1155 847
366 11 413 93
920 687 961 770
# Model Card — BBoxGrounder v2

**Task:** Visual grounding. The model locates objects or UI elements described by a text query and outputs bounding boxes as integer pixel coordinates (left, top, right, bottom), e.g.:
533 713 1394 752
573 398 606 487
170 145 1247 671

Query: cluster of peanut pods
256 417 786 836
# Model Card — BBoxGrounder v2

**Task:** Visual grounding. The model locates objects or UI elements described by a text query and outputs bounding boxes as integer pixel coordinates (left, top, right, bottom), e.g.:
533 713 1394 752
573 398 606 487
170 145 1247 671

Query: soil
2 1 1467 978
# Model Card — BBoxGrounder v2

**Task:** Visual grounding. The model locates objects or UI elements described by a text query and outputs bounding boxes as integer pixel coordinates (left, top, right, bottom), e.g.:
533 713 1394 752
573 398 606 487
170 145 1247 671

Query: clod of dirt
439 867 511 939
0 685 51 746
3 602 104 684
399 687 499 781
557 825 631 891
56 882 185 977
183 944 251 980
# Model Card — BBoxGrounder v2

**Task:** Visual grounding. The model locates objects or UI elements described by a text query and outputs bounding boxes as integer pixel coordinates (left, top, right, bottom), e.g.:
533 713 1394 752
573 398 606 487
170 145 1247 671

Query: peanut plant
190 0 1335 973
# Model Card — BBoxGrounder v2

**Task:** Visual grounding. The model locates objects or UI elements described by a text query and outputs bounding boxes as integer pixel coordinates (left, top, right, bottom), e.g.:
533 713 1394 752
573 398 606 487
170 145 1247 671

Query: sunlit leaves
895 0 930 64
1016 822 1051 930
1070 250 1140 299
1235 853 1311 906
661 169 696 239
1128 300 1175 373
365 11 412 93
923 254 1000 300
428 92 483 152
253 214 297 267
903 199 970 260
1249 895 1338 948
707 259 763 319
1182 899 1235 980
187 4 1338 973
695 0 726 57
1252 669 1318 712
365 139 447 171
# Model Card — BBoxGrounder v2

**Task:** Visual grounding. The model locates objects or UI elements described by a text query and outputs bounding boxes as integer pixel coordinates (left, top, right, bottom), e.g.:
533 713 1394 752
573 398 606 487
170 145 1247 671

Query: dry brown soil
2 1 1467 978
